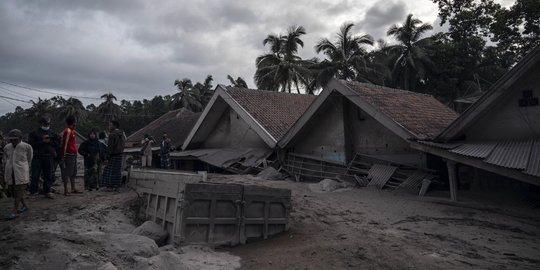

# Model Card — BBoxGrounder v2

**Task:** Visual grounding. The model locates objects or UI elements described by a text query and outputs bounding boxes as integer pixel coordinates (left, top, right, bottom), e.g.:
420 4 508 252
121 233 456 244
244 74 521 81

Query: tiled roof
126 108 201 149
226 87 316 141
342 81 459 140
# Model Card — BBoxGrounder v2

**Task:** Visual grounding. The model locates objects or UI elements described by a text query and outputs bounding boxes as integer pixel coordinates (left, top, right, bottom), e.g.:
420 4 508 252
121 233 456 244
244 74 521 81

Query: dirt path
1 176 539 269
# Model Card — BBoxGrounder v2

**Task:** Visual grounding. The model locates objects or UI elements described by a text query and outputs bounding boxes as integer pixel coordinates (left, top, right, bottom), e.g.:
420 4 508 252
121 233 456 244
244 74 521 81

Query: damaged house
411 46 540 200
176 85 315 173
278 78 458 188
124 108 201 168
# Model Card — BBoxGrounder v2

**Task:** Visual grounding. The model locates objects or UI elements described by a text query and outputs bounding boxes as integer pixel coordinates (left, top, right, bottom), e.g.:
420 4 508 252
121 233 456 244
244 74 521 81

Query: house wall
466 63 540 140
202 107 268 149
292 95 347 163
345 100 411 155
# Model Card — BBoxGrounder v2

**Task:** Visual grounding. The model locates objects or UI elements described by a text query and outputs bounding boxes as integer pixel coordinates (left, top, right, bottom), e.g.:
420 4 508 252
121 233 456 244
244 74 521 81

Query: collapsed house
175 85 315 173
124 108 201 168
411 46 540 200
278 78 458 189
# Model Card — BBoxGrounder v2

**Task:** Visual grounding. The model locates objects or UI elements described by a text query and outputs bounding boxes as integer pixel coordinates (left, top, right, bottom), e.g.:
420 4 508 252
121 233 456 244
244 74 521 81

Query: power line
0 95 32 104
0 97 18 107
0 86 36 101
0 80 144 102
0 80 104 101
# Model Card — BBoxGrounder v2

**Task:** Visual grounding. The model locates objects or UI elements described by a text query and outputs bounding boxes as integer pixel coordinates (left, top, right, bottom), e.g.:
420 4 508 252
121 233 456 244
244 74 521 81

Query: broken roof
126 108 201 149
182 85 316 150
437 45 540 141
279 79 458 147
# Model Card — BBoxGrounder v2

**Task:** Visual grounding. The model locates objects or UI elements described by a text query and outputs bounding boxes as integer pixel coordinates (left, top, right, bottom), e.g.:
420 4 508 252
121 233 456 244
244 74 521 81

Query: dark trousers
30 158 54 194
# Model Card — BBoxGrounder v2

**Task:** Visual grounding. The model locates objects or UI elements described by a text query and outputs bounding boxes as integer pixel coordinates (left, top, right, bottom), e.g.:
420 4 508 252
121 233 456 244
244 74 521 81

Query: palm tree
26 98 52 120
227 75 248 88
254 25 313 93
96 93 121 122
314 22 374 85
386 14 434 90
172 78 202 112
57 97 87 122
194 75 214 108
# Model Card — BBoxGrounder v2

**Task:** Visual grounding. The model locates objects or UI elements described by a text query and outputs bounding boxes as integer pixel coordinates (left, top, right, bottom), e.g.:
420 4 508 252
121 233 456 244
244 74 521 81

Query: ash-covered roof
342 81 459 140
226 87 316 141
126 108 201 149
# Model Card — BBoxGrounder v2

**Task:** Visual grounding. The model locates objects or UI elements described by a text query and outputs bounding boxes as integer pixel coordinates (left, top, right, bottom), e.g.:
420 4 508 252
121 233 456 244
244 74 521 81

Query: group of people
2 115 126 220
139 132 173 169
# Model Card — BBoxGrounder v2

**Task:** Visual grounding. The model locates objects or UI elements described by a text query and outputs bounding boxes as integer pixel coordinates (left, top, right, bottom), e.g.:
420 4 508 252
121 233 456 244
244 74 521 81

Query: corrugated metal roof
418 141 462 149
524 140 540 177
484 140 534 169
367 164 397 188
449 142 497 158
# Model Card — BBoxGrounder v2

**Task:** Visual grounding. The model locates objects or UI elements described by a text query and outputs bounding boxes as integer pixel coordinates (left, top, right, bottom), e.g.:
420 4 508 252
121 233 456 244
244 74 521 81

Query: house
278 78 458 183
411 46 540 200
176 85 316 173
124 108 201 167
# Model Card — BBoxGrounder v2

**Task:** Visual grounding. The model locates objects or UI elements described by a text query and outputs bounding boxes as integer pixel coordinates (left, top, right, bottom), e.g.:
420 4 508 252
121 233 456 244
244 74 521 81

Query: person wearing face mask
27 116 58 199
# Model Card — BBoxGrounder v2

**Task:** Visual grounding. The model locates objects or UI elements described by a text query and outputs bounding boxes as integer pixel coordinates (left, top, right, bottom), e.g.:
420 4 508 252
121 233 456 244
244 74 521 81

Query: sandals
17 207 28 214
6 212 17 220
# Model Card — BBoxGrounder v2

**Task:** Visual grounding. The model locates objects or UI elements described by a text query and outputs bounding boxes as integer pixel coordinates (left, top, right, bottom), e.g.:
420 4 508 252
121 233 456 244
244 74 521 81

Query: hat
7 129 22 140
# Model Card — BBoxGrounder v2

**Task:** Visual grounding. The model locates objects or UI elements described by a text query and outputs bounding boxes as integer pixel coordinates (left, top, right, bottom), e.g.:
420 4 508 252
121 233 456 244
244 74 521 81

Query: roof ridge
225 86 316 97
341 80 434 97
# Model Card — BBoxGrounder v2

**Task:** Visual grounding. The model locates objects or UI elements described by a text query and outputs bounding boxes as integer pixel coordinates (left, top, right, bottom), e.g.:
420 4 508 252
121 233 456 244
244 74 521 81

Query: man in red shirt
61 115 81 195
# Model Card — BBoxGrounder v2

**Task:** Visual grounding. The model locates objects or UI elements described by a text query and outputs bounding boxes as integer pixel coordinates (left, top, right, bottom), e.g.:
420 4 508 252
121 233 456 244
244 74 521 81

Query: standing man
140 134 154 167
102 120 125 191
159 132 172 169
60 115 80 195
97 131 107 188
28 116 57 199
4 129 33 220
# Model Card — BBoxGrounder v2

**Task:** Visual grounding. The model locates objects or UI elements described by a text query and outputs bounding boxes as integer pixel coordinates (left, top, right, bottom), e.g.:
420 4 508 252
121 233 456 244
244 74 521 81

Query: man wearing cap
3 129 33 220
28 115 58 198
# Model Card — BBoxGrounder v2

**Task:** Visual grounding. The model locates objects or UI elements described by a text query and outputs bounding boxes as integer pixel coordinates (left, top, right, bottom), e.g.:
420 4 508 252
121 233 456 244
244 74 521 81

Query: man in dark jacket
27 116 59 198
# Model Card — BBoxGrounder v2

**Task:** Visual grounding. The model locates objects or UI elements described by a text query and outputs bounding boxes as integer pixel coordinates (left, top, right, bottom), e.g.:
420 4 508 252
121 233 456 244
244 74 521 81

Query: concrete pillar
446 160 458 201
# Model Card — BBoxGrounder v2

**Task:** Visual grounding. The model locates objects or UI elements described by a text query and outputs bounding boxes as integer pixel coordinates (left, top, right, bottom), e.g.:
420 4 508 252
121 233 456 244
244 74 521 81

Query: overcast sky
0 0 514 115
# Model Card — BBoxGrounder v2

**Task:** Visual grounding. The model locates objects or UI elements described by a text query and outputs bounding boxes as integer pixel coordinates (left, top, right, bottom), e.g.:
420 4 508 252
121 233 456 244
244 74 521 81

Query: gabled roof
126 108 201 149
279 79 458 147
182 85 316 150
437 46 540 142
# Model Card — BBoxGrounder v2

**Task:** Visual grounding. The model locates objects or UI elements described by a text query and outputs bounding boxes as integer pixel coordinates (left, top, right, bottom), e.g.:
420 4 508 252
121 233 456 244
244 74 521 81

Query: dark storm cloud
0 0 444 114
358 1 407 40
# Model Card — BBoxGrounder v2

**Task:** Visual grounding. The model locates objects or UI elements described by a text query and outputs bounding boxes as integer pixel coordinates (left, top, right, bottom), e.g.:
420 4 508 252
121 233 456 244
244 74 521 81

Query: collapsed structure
174 85 315 173
124 108 201 167
278 78 458 189
411 46 540 200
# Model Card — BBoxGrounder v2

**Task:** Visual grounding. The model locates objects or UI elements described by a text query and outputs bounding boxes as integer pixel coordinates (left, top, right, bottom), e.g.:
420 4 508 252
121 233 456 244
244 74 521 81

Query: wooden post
446 160 458 201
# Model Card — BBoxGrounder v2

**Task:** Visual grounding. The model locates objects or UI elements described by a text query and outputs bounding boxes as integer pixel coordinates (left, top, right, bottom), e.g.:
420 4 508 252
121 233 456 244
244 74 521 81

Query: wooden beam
446 160 458 201
410 142 540 186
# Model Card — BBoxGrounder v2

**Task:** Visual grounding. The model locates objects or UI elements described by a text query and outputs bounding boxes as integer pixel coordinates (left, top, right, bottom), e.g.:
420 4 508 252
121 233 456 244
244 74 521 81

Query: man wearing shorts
61 116 81 195
3 129 33 220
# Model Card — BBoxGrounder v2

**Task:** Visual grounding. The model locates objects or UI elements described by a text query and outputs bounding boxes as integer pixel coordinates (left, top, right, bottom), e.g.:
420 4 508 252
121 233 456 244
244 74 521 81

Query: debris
353 175 369 187
309 179 352 193
257 166 286 180
132 221 169 247
97 262 118 270
320 179 342 192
